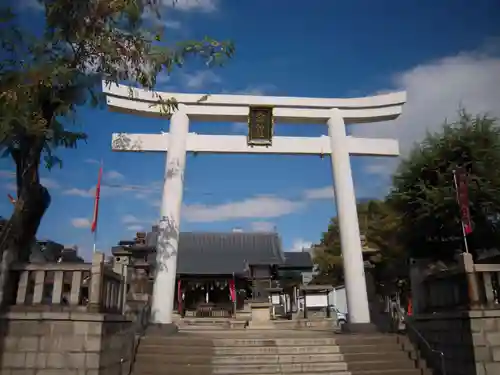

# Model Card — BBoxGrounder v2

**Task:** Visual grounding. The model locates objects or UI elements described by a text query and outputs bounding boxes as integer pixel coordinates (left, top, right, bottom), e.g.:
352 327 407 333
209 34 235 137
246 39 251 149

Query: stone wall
412 309 500 375
0 311 133 375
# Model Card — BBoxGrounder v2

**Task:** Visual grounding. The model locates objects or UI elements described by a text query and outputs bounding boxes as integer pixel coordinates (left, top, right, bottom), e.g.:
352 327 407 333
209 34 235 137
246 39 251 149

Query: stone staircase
131 328 431 375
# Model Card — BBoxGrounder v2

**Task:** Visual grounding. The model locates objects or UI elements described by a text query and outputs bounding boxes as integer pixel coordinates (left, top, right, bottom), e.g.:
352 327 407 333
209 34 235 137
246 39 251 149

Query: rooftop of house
30 240 84 263
282 251 314 270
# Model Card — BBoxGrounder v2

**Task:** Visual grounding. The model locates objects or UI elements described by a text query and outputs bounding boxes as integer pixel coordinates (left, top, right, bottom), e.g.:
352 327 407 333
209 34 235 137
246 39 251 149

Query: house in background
30 240 84 263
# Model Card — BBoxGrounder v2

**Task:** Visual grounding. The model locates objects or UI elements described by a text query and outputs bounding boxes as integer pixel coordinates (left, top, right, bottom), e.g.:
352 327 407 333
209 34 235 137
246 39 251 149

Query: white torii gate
102 81 406 327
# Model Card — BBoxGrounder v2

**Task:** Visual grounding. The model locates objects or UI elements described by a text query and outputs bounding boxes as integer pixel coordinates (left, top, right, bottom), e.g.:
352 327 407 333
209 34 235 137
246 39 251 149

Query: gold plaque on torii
247 106 274 146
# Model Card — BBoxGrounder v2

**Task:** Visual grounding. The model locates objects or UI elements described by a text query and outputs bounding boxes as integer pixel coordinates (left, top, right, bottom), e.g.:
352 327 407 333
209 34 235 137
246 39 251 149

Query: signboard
248 106 273 146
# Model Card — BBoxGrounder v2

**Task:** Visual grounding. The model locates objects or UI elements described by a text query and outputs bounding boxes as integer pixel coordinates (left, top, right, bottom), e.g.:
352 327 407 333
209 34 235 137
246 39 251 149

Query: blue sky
3 0 500 260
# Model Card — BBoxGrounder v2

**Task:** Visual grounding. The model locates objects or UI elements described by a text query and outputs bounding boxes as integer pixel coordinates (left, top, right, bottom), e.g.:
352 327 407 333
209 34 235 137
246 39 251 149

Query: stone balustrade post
89 252 105 312
459 252 481 309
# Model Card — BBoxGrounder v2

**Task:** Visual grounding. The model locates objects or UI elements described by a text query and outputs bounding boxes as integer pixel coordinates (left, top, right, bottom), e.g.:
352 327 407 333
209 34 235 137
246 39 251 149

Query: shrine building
112 227 314 319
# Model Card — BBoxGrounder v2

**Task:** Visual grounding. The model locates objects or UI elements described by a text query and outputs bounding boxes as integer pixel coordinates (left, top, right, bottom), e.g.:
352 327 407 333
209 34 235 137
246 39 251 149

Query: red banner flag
229 279 236 303
177 279 183 314
454 168 472 235
91 165 103 233
7 194 16 205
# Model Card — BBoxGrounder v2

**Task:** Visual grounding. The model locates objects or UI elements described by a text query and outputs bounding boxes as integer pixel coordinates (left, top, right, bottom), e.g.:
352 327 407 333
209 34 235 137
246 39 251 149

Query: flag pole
92 225 98 253
232 272 236 318
453 169 470 254
92 160 103 253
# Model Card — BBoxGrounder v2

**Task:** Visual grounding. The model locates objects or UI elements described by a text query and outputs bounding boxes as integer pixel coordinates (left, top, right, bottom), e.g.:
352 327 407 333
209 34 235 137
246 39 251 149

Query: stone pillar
327 109 371 325
409 258 427 314
151 106 189 325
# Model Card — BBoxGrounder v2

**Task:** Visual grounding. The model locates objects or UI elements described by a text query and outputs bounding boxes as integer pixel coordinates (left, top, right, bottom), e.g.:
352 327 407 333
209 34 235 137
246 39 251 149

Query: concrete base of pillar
341 322 378 334
248 301 272 329
146 323 179 336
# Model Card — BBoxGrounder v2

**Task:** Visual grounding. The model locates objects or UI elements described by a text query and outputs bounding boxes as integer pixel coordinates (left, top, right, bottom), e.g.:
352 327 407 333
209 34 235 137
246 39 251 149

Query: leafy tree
312 111 500 294
312 200 409 293
312 201 390 285
0 1 234 261
390 111 500 261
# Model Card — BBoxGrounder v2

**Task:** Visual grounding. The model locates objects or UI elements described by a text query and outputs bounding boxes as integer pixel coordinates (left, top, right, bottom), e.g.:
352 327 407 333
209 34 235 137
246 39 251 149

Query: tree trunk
0 103 54 305
11 132 52 255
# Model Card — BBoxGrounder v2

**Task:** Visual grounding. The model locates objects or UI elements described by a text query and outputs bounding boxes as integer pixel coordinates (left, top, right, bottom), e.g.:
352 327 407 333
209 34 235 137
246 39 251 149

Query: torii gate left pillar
103 82 406 328
150 106 189 324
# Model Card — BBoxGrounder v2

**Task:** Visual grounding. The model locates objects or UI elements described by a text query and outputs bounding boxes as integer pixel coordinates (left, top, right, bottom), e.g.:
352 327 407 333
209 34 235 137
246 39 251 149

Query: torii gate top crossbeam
102 82 406 124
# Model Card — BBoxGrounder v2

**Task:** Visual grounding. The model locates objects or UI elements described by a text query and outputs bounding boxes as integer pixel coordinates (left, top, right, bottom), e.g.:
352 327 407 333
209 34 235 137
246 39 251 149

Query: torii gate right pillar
328 109 371 328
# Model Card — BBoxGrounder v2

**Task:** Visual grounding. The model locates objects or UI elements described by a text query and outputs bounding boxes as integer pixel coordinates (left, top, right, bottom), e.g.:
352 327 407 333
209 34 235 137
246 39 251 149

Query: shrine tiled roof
178 231 284 275
282 251 313 269
148 231 285 275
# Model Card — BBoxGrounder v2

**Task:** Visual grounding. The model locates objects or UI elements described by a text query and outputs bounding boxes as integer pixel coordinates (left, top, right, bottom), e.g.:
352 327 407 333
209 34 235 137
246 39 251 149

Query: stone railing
10 251 125 314
0 252 134 375
474 263 500 308
410 253 500 375
417 253 500 314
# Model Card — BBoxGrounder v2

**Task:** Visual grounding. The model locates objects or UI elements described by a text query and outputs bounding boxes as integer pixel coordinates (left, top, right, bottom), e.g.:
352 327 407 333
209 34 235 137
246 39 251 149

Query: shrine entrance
178 278 234 318
102 81 406 327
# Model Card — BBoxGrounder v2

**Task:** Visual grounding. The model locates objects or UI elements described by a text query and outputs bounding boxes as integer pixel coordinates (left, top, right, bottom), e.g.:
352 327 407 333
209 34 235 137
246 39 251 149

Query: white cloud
127 225 145 231
17 0 44 11
0 170 15 179
40 178 60 189
71 218 91 229
157 71 171 85
183 196 305 222
105 170 124 181
232 84 278 96
288 238 312 252
163 20 182 29
303 186 334 200
360 158 400 183
183 70 221 90
4 182 17 191
1 173 58 190
352 50 500 158
122 215 155 229
63 188 95 198
178 185 343 223
364 162 391 176
63 179 162 200
250 221 276 232
164 0 217 12
122 214 141 224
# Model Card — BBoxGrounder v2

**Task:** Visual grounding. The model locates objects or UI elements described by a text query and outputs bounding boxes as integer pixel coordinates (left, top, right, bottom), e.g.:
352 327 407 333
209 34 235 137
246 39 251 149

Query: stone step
135 351 414 365
140 336 341 347
347 359 418 372
333 334 400 344
134 361 350 374
177 329 336 337
132 331 427 375
339 342 411 353
138 343 344 355
134 360 422 374
350 370 423 375
135 352 346 365
139 335 399 348
343 351 415 362
132 369 422 375
137 343 411 356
